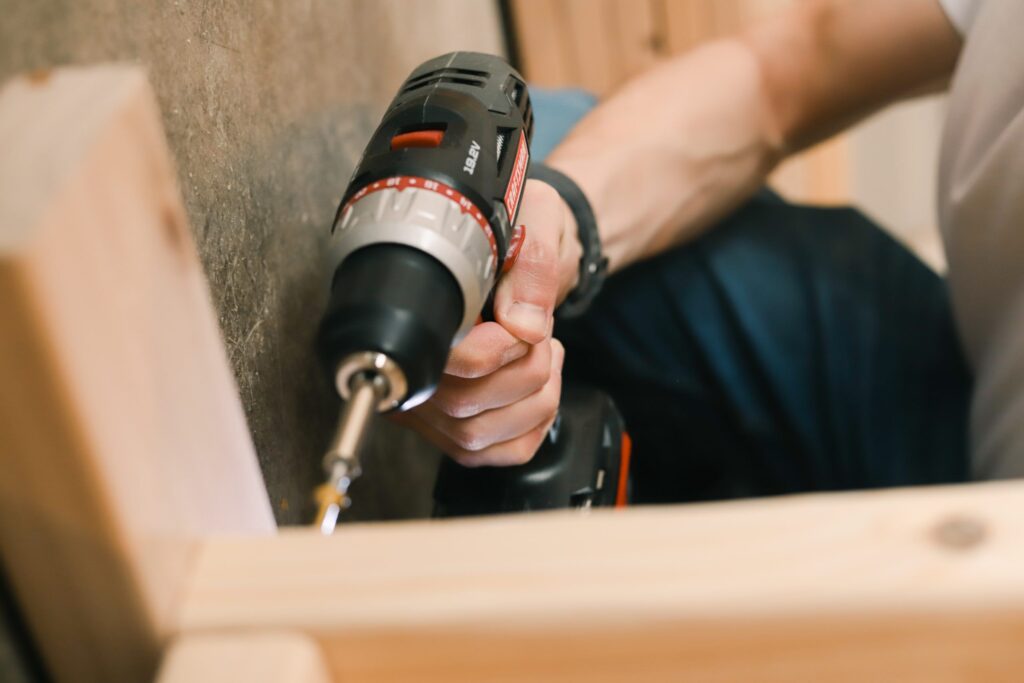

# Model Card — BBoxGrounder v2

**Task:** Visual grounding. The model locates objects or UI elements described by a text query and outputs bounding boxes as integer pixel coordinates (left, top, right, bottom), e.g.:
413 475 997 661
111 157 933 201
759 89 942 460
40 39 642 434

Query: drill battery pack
433 384 631 517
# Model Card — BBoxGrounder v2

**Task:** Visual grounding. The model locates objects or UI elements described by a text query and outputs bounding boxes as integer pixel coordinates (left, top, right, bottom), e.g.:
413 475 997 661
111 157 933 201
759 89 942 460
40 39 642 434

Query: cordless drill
314 52 629 531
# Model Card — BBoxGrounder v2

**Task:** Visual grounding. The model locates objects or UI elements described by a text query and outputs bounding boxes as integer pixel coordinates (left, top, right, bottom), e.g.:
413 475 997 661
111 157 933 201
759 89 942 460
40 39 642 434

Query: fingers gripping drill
314 52 628 532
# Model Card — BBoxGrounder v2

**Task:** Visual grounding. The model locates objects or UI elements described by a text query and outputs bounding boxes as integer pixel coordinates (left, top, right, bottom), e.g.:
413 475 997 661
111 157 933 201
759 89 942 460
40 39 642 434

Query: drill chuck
319 240 464 411
334 351 407 409
320 52 532 410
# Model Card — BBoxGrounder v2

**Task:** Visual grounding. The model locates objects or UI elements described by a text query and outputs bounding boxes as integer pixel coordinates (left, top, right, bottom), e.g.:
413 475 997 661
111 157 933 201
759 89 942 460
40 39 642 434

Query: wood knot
932 515 986 551
27 68 52 86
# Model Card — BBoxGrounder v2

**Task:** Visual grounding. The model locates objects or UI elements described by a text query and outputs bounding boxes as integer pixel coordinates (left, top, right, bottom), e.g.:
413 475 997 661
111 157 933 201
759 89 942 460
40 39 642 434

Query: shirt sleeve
937 0 982 34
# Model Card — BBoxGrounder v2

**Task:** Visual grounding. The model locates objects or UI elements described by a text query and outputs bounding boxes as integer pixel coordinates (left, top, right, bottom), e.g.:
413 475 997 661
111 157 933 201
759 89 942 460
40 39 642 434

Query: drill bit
315 372 385 534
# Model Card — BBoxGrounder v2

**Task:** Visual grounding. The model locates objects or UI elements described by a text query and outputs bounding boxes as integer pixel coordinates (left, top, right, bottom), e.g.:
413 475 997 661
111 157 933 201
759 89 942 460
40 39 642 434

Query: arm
400 0 962 466
548 0 963 273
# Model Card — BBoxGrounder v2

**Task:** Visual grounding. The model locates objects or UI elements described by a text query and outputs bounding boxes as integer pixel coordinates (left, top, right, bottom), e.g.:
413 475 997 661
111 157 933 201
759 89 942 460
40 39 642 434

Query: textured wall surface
0 0 504 528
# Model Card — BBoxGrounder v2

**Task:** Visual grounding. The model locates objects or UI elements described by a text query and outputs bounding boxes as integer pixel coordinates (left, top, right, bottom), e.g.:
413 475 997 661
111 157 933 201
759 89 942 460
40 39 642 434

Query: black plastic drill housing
319 52 533 409
339 51 533 262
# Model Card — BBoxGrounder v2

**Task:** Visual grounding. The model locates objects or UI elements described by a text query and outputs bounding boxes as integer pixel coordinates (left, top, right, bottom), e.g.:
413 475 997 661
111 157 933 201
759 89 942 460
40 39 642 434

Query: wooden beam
511 0 662 97
156 632 330 683
510 0 580 89
0 66 275 683
179 481 1024 681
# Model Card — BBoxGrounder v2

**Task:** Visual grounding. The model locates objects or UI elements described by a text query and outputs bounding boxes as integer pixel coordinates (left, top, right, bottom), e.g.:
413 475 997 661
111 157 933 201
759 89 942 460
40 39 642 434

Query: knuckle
550 337 565 357
541 389 560 420
450 402 478 420
519 234 555 273
456 347 490 379
567 232 583 258
539 371 562 418
451 453 482 468
449 423 487 452
509 437 540 466
433 393 473 419
524 355 551 391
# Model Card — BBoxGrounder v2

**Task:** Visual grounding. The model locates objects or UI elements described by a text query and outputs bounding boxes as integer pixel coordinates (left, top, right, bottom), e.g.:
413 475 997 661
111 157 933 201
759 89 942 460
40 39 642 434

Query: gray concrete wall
0 0 505 527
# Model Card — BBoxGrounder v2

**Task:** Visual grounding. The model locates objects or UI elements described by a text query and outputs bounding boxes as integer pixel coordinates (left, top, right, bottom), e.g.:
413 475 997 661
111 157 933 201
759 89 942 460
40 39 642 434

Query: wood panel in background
509 0 849 204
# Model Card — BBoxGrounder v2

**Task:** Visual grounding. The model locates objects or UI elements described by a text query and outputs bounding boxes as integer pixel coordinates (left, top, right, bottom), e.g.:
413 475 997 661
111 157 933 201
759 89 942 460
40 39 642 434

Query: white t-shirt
936 0 1024 477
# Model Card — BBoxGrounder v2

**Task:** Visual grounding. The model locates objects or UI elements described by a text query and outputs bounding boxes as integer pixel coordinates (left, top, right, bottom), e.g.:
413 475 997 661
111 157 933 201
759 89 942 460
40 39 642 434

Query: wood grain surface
156 632 330 683
0 65 275 683
179 480 1024 681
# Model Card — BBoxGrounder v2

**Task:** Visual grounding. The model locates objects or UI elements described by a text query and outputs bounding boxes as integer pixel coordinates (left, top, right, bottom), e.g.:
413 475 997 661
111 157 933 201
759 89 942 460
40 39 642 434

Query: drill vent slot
451 67 489 77
403 67 489 94
503 76 526 107
496 131 506 162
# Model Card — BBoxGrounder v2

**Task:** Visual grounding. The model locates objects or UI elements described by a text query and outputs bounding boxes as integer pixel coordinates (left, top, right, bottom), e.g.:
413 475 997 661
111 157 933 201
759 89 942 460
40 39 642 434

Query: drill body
317 52 627 524
320 52 532 408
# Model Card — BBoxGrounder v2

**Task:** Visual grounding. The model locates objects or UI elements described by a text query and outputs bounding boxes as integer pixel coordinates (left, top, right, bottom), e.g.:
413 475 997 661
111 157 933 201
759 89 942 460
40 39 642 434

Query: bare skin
393 181 578 466
402 0 963 466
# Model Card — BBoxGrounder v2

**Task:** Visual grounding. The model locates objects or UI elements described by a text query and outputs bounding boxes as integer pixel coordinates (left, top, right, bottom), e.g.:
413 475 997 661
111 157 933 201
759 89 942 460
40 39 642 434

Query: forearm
547 40 777 273
749 0 961 152
546 0 961 274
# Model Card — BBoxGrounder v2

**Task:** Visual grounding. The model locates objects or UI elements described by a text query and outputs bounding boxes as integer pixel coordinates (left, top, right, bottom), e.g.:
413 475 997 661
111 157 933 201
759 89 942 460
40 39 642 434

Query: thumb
493 180 562 344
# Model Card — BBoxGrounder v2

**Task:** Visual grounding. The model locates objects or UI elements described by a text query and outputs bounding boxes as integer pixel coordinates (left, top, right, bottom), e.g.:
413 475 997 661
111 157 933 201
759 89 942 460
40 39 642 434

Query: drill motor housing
319 52 533 411
340 52 534 257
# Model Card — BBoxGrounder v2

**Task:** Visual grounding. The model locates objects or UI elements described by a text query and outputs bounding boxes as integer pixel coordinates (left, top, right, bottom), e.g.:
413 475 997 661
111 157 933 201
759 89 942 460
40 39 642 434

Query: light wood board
179 480 1024 681
156 632 330 683
0 65 275 683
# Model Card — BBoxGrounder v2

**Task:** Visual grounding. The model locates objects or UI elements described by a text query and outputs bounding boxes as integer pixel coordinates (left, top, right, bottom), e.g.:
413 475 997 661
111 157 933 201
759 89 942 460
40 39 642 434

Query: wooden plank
769 137 850 205
0 66 275 683
662 0 722 54
510 0 578 88
607 0 662 87
179 481 1024 681
512 0 661 97
156 632 330 683
562 0 619 97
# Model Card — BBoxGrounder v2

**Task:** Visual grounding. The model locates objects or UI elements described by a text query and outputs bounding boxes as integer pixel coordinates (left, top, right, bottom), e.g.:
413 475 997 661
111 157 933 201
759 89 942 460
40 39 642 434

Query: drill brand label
503 132 529 220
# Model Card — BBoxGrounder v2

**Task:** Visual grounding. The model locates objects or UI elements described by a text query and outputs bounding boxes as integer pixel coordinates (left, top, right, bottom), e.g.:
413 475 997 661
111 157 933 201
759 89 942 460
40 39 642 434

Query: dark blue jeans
555 192 971 504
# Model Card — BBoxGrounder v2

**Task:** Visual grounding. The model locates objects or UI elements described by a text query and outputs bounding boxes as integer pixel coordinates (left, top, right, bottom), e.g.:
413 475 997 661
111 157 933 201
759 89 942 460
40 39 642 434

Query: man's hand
395 180 581 467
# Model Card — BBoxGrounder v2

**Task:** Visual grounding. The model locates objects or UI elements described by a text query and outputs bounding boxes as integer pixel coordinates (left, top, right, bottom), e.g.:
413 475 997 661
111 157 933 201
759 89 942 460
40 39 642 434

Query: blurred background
508 0 947 271
0 3 949 679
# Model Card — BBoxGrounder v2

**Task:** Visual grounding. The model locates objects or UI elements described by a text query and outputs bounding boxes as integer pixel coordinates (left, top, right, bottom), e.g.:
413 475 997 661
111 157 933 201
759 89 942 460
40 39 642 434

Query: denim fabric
556 195 971 503
535 89 971 503
529 87 598 162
